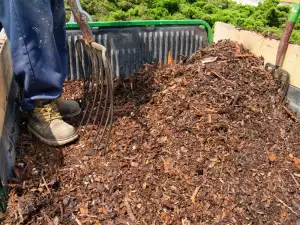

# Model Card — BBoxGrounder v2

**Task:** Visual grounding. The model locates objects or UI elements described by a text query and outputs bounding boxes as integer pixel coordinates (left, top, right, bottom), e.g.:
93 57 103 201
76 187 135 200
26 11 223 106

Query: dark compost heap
2 40 300 225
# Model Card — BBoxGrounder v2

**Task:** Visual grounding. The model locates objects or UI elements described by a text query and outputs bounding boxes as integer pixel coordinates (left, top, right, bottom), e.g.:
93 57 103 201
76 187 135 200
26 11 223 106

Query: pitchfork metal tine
74 38 114 151
92 52 105 126
81 47 100 135
264 63 290 102
68 0 114 151
93 49 114 151
75 39 91 132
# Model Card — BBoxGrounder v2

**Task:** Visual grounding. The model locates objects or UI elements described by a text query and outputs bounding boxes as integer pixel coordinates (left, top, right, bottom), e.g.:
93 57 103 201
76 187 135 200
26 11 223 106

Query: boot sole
27 125 79 146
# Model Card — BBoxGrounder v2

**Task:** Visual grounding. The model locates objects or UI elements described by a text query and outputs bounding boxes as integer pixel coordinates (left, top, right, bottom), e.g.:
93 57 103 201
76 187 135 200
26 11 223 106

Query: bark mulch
2 40 300 225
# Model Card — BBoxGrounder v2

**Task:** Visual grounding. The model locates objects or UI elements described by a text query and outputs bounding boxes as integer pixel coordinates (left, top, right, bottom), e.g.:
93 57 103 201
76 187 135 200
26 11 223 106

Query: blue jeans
0 0 67 110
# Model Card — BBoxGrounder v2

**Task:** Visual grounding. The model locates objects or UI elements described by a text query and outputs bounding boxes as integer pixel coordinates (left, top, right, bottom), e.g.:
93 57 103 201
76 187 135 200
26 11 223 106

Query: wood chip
124 195 137 223
283 105 297 121
267 151 277 162
201 57 218 64
275 196 298 216
72 213 82 225
6 39 300 224
191 186 200 204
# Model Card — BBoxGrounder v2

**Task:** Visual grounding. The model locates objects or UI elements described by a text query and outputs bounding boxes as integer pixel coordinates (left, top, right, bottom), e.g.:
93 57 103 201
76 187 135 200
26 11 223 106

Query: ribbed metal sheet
66 25 209 80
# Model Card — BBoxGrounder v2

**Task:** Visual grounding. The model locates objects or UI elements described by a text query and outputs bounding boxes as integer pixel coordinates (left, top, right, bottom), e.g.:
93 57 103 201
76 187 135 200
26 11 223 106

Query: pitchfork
264 3 300 102
68 0 114 152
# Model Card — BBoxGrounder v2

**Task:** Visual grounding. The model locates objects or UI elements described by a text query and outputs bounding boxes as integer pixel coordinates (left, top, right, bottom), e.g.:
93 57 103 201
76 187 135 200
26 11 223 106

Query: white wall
233 0 295 6
232 0 264 6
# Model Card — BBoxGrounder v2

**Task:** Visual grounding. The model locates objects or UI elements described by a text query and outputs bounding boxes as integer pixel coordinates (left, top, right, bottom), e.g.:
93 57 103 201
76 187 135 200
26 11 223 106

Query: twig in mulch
178 54 189 63
116 218 137 225
291 173 299 187
234 41 241 55
182 217 191 225
191 186 200 204
234 41 256 58
17 204 24 223
72 213 82 225
208 70 235 86
79 214 98 218
275 196 298 216
283 106 297 121
231 94 241 107
42 175 53 198
236 53 255 57
124 195 138 223
42 211 54 225
208 114 212 123
60 202 64 221
260 67 274 80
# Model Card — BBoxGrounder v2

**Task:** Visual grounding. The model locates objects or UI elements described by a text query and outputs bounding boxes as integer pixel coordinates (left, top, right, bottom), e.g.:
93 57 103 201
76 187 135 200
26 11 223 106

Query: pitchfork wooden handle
67 0 94 43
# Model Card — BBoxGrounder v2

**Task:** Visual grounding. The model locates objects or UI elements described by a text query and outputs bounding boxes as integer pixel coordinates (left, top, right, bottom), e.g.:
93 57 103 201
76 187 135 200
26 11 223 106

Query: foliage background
74 0 300 44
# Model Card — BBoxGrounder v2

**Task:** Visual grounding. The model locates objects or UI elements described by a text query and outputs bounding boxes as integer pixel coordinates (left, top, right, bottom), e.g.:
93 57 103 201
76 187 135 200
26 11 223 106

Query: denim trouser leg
0 0 67 110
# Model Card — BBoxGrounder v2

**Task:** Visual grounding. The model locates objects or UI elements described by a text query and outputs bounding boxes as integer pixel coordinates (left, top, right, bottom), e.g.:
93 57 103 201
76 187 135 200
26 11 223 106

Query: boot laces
34 102 62 122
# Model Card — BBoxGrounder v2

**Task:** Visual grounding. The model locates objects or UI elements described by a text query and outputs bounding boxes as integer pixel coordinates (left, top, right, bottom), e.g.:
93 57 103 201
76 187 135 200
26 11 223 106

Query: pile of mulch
2 40 300 225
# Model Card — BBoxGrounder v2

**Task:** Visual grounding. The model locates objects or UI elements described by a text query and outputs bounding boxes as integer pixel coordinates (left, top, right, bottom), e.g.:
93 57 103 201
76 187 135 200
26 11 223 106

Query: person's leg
50 0 81 118
0 0 65 110
51 0 67 82
0 0 79 146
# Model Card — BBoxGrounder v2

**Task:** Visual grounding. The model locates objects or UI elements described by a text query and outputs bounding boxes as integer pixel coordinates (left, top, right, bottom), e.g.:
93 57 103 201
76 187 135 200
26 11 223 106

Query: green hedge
78 0 300 44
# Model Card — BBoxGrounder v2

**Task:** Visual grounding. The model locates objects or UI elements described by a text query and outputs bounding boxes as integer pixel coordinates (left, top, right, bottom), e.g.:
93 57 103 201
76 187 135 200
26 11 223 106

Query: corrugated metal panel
66 25 209 80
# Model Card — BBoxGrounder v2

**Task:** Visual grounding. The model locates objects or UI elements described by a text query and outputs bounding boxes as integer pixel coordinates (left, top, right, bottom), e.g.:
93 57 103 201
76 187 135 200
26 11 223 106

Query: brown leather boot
27 100 79 146
55 99 81 118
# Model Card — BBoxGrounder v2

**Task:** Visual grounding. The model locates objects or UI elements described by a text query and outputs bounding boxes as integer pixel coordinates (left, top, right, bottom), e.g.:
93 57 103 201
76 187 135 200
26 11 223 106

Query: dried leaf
53 216 59 225
81 218 90 223
142 182 147 189
124 195 137 223
80 207 89 215
208 114 212 123
281 209 287 220
160 212 170 224
165 129 174 135
208 162 216 168
167 51 173 65
174 77 183 83
130 161 139 167
169 84 177 91
163 158 174 173
293 157 300 169
158 136 168 144
182 217 191 225
183 174 192 185
201 57 218 64
98 208 105 214
267 151 277 162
